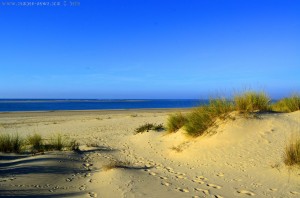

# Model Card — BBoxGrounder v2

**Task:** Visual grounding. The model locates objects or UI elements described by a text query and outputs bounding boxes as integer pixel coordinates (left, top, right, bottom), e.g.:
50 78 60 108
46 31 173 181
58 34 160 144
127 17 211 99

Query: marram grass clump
184 106 214 137
284 135 300 167
0 132 80 153
0 133 24 153
27 133 43 152
184 98 233 137
167 112 187 133
272 95 300 113
234 91 271 113
168 92 271 137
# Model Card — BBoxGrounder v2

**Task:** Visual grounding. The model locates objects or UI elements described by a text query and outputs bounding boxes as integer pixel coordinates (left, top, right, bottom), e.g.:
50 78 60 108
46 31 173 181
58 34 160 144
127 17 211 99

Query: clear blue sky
0 0 299 99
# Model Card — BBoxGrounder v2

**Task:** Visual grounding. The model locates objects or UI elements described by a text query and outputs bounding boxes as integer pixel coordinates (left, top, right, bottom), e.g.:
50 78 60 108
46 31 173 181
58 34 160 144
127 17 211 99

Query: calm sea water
0 99 207 112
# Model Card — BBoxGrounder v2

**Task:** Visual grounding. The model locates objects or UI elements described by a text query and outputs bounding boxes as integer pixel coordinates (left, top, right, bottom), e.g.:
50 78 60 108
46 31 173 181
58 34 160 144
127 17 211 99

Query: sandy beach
0 109 299 197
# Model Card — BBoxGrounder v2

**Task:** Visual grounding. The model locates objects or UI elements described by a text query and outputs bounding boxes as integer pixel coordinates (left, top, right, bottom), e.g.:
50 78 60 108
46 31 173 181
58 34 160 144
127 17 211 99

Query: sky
0 0 299 99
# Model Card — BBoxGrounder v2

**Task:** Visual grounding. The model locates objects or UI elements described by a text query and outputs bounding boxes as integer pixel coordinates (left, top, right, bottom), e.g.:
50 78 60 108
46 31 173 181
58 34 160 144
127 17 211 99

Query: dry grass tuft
284 134 300 167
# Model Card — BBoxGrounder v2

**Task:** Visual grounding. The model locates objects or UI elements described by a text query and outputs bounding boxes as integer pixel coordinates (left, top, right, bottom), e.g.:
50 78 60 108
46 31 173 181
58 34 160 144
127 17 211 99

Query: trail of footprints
79 144 300 198
135 157 224 197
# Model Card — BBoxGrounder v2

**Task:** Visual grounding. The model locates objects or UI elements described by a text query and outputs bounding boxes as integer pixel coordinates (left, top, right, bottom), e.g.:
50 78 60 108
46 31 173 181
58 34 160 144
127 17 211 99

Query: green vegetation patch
272 95 300 113
0 133 80 153
134 123 165 134
0 133 24 153
234 91 271 113
167 112 187 133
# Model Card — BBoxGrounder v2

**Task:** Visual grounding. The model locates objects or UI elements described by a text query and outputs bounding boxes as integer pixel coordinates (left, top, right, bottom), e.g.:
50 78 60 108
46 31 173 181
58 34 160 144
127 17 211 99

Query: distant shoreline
0 108 192 118
0 99 203 112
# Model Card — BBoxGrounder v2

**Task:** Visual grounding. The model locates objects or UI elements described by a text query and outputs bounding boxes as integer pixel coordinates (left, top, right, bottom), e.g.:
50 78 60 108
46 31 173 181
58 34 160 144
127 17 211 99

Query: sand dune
0 110 299 197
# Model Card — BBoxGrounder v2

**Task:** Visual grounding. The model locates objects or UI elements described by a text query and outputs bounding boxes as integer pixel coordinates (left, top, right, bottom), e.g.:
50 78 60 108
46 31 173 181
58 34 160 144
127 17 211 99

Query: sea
0 99 208 112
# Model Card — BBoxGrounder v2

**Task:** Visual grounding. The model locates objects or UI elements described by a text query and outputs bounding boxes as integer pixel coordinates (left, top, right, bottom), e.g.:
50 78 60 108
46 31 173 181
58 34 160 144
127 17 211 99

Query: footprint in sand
207 184 222 189
66 178 73 182
196 176 208 181
192 179 205 184
175 187 189 193
290 191 300 195
160 176 168 180
161 182 171 186
194 188 210 196
88 192 97 197
237 190 255 196
268 188 277 192
216 173 224 177
79 185 86 191
176 175 187 179
149 172 157 176
176 172 186 176
213 195 224 198
233 178 242 182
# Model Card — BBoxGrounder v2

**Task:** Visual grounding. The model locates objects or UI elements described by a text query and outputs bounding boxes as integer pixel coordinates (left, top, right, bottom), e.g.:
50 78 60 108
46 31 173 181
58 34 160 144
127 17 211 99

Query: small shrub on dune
272 95 300 112
0 133 24 153
135 123 154 133
167 112 187 133
284 135 300 167
234 91 270 113
135 123 165 134
153 123 165 131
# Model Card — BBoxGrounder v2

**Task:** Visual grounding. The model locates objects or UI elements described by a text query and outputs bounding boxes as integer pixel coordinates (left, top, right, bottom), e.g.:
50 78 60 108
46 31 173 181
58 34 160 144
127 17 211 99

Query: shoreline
0 108 192 118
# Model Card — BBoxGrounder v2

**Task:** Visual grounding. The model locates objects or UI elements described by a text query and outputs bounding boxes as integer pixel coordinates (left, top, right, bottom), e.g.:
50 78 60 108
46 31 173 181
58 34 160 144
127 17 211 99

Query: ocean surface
0 99 207 112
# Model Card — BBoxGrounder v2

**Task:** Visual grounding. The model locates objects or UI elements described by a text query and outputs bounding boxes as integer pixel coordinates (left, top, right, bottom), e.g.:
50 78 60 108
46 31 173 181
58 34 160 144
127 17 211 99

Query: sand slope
0 110 299 197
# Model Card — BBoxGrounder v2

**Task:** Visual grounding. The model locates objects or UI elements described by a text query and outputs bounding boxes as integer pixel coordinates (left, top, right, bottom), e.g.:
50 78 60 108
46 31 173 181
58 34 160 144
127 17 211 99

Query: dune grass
134 123 165 134
272 95 300 113
234 91 271 113
208 98 234 118
0 133 24 153
47 134 65 151
0 132 79 153
27 133 43 152
184 98 233 137
284 135 300 167
168 92 272 137
167 112 187 133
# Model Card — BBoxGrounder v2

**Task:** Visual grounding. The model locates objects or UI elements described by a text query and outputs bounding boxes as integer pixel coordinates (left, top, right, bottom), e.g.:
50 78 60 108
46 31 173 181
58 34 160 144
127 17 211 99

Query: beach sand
0 109 299 197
